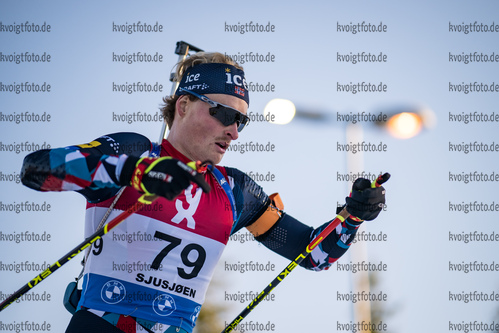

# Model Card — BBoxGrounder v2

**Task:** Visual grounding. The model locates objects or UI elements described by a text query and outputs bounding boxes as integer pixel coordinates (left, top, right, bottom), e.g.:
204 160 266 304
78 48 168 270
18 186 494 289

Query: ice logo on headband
224 67 248 95
183 72 210 91
176 63 250 105
182 66 247 92
184 72 201 83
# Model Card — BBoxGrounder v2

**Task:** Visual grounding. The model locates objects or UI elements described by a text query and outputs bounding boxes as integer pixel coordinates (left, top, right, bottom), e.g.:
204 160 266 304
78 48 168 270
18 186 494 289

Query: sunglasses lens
210 106 250 132
235 112 250 132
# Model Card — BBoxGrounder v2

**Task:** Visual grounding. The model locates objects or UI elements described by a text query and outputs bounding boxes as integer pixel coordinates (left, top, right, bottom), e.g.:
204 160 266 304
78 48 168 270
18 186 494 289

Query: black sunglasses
178 87 250 132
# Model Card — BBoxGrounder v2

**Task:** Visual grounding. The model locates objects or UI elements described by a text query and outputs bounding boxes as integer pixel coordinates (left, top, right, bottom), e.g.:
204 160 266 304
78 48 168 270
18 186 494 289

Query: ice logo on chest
101 280 126 304
152 294 176 316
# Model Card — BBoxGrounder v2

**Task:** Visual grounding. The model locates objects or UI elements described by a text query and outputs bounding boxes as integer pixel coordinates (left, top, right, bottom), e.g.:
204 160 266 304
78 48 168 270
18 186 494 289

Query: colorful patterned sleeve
20 132 153 203
225 166 361 272
304 214 363 271
254 212 363 271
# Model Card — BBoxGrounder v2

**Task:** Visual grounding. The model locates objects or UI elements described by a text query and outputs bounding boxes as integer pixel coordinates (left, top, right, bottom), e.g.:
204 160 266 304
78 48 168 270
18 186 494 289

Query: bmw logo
152 294 176 317
101 280 126 304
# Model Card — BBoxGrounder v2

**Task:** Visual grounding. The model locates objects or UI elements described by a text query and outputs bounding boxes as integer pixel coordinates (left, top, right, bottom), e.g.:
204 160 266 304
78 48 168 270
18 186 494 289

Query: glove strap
131 157 155 193
336 204 364 223
349 215 364 223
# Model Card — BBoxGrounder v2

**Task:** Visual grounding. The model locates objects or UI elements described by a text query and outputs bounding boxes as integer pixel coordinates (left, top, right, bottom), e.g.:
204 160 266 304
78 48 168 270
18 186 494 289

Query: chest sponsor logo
171 185 202 229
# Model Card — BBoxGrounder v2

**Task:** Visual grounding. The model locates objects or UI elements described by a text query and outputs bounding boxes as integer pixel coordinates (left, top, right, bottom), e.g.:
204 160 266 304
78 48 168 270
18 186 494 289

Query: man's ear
175 95 188 119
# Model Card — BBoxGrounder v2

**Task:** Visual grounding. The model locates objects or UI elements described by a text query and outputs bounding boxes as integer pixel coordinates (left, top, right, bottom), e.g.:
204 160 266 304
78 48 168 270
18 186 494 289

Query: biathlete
20 52 386 333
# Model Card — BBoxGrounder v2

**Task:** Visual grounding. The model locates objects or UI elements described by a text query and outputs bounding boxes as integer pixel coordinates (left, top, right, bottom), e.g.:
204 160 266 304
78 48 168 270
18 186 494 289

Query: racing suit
21 132 364 333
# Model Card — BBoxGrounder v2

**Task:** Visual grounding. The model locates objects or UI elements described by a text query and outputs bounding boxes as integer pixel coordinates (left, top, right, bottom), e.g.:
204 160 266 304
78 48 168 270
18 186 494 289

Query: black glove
119 156 210 200
345 178 385 221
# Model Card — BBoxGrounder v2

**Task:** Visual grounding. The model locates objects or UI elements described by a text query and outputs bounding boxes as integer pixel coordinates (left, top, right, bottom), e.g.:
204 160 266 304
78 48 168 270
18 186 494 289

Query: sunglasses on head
178 87 250 132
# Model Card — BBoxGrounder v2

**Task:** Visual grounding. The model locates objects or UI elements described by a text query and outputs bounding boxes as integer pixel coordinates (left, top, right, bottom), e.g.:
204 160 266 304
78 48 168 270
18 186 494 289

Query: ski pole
222 173 390 333
158 41 204 144
0 194 158 313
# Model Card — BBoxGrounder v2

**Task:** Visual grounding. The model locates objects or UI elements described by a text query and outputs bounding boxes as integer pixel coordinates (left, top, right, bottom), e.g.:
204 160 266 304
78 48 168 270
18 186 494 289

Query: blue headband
175 63 250 105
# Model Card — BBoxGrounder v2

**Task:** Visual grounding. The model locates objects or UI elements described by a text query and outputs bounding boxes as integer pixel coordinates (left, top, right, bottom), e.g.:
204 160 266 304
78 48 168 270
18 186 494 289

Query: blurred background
1 1 498 332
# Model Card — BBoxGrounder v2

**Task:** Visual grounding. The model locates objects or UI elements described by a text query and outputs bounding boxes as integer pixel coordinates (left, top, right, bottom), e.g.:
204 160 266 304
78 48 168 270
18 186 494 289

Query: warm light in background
263 99 296 124
385 112 423 139
263 98 437 140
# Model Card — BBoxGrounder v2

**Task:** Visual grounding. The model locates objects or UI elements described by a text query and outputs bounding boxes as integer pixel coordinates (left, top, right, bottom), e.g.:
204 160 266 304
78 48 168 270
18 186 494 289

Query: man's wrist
118 155 140 186
347 215 364 225
336 204 364 225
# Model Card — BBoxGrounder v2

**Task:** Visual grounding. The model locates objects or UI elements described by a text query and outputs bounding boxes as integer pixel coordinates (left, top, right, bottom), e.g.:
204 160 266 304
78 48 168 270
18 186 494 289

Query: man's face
172 93 248 165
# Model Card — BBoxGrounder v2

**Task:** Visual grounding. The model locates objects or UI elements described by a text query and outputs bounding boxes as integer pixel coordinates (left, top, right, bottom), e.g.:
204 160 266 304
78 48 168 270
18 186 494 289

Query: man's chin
211 153 224 165
200 152 223 166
